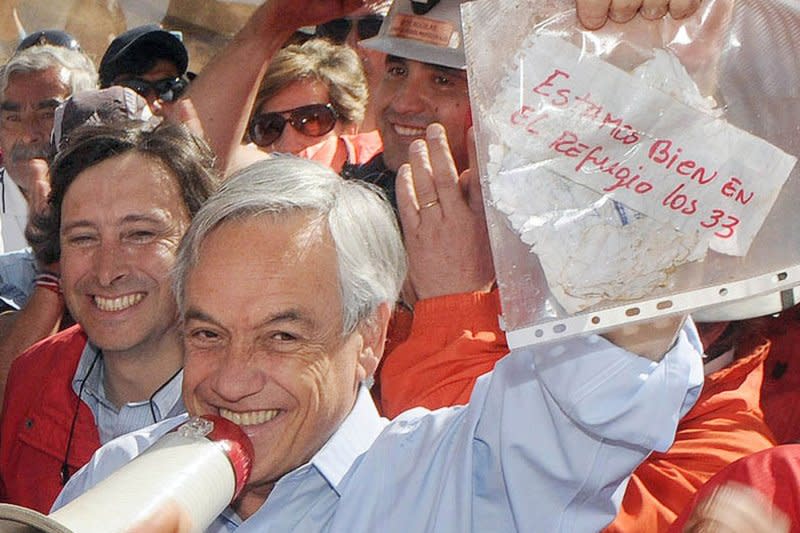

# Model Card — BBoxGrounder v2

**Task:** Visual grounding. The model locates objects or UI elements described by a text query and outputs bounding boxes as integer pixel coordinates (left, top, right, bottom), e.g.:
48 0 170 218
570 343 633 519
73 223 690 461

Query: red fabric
0 325 101 513
670 445 800 532
756 305 800 444
605 336 775 532
377 294 774 532
376 290 505 418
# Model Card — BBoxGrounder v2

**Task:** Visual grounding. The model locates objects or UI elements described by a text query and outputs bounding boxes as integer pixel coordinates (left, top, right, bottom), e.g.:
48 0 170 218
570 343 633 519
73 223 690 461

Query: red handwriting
510 67 757 243
662 183 698 215
600 114 640 145
529 68 641 146
648 140 718 185
701 209 740 238
510 105 549 136
574 93 603 120
532 69 570 107
550 131 654 195
720 177 754 205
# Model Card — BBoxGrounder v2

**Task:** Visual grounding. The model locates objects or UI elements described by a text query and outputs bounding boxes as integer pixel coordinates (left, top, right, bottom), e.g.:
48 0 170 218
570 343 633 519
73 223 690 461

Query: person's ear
356 302 391 381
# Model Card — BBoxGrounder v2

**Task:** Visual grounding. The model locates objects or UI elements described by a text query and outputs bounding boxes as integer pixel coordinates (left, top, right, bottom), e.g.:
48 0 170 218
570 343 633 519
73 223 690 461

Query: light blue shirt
0 248 36 310
55 322 704 532
71 342 186 445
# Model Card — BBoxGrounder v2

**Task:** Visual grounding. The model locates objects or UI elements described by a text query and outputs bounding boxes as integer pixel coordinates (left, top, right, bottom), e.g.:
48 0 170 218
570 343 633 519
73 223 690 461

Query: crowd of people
0 0 797 532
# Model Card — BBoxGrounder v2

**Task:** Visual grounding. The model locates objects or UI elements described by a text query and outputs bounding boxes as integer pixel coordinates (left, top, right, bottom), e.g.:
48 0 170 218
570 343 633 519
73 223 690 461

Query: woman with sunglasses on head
247 38 382 176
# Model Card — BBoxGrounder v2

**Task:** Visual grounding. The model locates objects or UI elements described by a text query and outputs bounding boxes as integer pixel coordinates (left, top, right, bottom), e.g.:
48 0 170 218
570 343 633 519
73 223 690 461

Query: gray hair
173 156 407 335
0 44 97 100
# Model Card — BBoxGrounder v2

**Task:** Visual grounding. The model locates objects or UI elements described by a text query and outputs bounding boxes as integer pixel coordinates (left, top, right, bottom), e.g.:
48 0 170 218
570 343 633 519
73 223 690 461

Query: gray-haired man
51 156 703 532
0 43 97 252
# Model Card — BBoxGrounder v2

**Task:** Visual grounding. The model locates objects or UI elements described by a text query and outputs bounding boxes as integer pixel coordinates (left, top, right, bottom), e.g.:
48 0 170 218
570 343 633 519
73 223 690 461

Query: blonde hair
252 39 367 128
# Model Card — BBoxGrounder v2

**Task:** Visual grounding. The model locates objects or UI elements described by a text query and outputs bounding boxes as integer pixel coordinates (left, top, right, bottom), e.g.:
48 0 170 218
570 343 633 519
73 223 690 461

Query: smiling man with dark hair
0 122 218 514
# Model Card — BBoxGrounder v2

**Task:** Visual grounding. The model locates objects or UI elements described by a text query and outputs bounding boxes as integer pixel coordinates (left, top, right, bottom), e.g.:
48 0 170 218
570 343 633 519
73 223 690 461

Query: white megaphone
0 415 253 533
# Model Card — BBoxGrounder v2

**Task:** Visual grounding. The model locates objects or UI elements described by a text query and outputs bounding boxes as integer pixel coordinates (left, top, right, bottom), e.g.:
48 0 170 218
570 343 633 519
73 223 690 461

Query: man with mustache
0 42 96 252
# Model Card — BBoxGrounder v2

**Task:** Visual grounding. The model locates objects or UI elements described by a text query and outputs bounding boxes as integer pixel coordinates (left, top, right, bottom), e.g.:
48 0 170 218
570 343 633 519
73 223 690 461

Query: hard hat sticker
389 13 457 48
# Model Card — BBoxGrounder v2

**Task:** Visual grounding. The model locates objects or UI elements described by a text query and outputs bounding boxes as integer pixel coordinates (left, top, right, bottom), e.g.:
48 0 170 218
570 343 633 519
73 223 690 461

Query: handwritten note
493 35 797 256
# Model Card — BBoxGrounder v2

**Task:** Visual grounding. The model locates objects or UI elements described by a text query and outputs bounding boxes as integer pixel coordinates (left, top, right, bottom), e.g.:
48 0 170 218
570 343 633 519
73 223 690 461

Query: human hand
27 160 51 216
576 0 701 30
683 482 790 533
603 314 687 362
396 124 495 304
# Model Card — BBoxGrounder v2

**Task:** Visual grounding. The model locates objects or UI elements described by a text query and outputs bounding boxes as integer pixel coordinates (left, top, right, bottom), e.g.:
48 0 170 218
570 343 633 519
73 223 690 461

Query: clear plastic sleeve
462 0 800 347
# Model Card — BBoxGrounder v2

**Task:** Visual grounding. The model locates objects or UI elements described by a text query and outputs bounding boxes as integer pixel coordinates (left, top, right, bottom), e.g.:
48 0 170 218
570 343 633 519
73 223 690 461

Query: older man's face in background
181 213 375 494
0 67 70 193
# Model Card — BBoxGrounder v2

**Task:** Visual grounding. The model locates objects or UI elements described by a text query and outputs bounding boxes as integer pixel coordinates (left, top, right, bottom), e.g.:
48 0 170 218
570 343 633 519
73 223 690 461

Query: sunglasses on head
117 76 190 103
248 103 338 147
315 15 384 43
17 30 80 52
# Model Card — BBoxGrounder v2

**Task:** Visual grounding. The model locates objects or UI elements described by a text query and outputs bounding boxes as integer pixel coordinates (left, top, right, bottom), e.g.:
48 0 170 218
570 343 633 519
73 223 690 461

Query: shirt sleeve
605 344 775 532
467 318 705 532
378 289 508 418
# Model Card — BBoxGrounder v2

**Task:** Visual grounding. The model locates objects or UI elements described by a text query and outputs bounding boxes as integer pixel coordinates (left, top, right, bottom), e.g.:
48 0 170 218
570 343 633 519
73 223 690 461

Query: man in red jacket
0 122 217 513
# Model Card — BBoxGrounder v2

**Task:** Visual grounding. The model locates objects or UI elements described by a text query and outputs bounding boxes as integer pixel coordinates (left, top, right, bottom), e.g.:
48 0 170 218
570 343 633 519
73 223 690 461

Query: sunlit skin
181 214 385 519
255 78 351 155
375 56 471 173
113 58 179 115
343 6 387 132
0 68 70 194
346 23 384 132
59 152 190 361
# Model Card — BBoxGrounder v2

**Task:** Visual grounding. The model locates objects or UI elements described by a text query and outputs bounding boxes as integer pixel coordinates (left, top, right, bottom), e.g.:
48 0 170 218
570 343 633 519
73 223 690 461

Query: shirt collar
71 341 105 402
307 385 388 495
70 341 185 419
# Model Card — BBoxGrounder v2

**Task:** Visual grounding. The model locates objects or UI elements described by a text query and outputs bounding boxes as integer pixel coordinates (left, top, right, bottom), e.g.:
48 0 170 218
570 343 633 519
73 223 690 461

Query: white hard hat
360 0 466 69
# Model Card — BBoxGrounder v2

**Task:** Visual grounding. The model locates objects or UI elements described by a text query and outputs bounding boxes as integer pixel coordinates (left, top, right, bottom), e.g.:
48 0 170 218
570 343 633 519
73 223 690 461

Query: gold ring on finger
419 198 440 210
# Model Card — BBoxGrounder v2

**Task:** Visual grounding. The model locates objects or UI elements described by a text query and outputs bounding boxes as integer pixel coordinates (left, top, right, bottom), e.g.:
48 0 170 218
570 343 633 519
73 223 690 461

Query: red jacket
0 325 101 513
755 305 800 443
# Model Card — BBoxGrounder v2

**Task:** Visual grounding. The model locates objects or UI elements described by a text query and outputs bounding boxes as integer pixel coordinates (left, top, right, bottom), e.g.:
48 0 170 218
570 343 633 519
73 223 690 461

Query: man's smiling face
59 152 190 357
375 55 471 172
180 213 375 501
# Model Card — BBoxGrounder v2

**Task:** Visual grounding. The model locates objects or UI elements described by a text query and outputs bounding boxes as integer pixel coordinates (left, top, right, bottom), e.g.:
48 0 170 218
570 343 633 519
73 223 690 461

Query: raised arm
178 0 367 174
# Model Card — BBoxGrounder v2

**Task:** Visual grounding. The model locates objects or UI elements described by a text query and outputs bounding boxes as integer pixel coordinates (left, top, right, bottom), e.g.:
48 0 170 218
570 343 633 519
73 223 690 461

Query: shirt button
24 418 34 429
